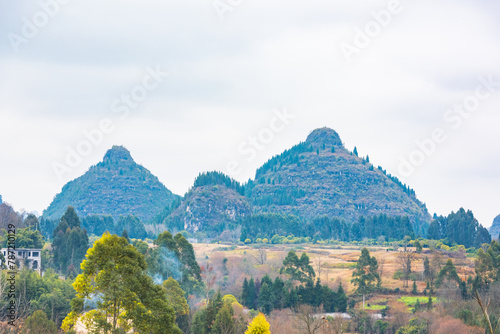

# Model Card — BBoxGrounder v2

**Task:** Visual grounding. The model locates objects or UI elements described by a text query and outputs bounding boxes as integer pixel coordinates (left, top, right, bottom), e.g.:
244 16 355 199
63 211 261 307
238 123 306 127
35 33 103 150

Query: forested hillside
246 127 430 235
43 146 178 222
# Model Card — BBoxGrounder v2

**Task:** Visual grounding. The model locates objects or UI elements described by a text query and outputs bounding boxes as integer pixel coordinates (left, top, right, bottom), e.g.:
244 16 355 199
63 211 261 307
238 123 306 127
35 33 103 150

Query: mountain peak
103 145 134 164
306 127 343 148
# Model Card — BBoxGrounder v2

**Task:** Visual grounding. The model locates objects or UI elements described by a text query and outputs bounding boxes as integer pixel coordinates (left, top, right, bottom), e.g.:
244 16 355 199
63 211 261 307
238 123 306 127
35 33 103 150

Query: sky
0 0 499 227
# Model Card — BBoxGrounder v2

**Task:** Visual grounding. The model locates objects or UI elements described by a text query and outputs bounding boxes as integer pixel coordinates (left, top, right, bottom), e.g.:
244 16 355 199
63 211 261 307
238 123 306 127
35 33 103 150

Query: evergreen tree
242 278 249 307
351 248 381 296
280 251 315 283
336 283 348 312
423 257 431 281
272 277 284 309
52 207 88 275
412 281 418 295
121 229 130 243
353 147 358 156
247 278 257 309
204 291 223 334
212 303 235 334
258 282 274 314
435 259 460 287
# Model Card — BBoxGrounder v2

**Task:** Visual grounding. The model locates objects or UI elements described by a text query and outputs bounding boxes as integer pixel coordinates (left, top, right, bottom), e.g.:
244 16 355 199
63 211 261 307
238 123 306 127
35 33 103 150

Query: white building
1 248 42 274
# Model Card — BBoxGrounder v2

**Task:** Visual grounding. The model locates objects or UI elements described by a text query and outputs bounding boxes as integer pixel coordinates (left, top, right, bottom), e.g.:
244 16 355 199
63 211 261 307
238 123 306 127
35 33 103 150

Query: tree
117 215 147 239
280 251 315 283
351 248 380 307
397 249 415 288
412 281 418 295
294 304 323 334
162 277 189 316
62 232 180 334
423 256 432 281
22 310 57 334
212 303 235 334
51 207 88 276
353 147 358 156
258 282 274 314
435 259 460 287
475 240 500 286
245 313 271 334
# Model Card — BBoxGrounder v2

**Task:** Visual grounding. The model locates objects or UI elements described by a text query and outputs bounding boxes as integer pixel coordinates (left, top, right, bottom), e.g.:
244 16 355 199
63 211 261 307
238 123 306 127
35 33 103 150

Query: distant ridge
43 146 178 222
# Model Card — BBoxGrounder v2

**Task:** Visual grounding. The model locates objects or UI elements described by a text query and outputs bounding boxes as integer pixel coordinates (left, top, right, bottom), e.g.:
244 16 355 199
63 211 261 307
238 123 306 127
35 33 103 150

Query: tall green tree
351 248 380 304
280 251 315 283
62 232 181 334
52 207 88 276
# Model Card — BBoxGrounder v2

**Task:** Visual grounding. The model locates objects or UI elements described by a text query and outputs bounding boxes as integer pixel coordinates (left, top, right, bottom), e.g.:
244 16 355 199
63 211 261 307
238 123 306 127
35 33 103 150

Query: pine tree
258 282 274 314
336 283 348 312
353 147 358 156
247 278 257 309
242 278 249 307
412 281 418 295
121 229 130 243
423 257 431 280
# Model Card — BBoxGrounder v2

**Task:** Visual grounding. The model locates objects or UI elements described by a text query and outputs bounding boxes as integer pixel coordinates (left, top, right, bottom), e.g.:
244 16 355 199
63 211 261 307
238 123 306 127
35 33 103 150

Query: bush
393 270 403 280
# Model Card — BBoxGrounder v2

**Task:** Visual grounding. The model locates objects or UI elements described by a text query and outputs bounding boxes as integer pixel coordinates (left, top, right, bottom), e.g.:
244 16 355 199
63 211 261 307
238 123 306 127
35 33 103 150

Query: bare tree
252 249 267 265
324 315 347 334
200 262 218 304
294 305 323 334
315 257 324 279
378 257 385 278
397 250 415 288
473 288 499 334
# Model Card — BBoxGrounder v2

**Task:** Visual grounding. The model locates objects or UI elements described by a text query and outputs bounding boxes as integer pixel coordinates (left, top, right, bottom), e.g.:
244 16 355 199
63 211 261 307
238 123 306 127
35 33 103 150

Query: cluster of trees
240 213 415 243
241 275 347 314
192 293 248 334
0 269 75 327
43 212 148 240
193 171 246 196
427 208 491 248
51 207 89 277
147 231 203 295
63 232 182 334
240 251 348 314
252 141 314 179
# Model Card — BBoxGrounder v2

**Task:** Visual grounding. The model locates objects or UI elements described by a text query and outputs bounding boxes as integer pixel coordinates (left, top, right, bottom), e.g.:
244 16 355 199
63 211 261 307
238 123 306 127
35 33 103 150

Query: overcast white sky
0 0 499 227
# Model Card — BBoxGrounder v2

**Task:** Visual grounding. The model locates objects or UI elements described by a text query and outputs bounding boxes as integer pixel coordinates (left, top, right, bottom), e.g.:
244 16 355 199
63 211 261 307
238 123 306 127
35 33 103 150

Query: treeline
240 213 415 242
41 211 148 240
193 171 246 196
427 208 490 248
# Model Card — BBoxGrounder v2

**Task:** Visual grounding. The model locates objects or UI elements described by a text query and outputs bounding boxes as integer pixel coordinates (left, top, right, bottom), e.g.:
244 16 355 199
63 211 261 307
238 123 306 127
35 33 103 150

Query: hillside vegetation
43 146 178 222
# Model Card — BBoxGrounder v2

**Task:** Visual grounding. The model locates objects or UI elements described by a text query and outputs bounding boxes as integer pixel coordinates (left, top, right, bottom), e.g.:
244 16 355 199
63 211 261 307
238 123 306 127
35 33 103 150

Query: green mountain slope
246 127 431 234
43 146 178 222
153 172 252 236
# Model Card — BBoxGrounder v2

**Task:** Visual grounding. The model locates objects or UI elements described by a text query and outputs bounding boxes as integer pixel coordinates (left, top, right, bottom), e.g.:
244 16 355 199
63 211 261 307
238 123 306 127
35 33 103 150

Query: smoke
84 292 103 311
148 247 183 284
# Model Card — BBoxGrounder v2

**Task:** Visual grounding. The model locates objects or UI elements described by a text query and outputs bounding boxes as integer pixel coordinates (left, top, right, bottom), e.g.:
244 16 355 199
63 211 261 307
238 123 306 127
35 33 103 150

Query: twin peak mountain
43 128 430 234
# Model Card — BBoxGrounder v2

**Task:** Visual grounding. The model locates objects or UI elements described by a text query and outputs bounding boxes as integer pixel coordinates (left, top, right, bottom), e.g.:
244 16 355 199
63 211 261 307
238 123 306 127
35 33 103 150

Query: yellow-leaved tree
245 312 271 334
